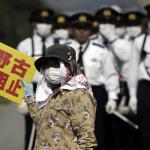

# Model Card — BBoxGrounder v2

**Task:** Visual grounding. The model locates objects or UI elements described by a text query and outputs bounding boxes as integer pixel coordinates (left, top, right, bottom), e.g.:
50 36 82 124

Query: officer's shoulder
91 42 105 49
17 37 32 46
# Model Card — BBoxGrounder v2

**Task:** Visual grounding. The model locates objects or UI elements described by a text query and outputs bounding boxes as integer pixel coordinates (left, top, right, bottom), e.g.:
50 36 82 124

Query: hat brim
34 55 69 72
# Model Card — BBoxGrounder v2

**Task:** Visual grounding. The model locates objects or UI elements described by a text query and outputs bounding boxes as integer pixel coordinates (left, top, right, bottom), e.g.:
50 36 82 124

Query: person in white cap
128 5 150 150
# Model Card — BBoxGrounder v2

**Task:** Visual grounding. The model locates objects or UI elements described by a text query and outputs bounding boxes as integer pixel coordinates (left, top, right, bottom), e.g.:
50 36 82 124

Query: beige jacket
25 88 97 150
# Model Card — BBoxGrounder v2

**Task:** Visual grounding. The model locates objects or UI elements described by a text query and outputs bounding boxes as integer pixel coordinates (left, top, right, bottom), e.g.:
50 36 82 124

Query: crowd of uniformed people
16 4 150 150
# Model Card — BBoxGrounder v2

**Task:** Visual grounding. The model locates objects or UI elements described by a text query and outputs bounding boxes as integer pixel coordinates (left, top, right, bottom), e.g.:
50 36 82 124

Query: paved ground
0 101 25 150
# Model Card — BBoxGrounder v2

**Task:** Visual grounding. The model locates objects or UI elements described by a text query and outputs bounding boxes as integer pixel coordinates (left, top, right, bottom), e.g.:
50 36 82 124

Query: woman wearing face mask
17 8 56 150
21 44 97 150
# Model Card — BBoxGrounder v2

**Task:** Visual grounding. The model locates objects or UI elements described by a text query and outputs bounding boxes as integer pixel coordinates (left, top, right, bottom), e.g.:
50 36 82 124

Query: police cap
124 11 146 26
53 14 70 29
95 7 118 24
70 12 94 29
29 8 55 23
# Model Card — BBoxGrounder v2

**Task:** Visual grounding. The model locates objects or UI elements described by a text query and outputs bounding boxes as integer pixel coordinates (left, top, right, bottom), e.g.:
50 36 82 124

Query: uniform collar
77 40 90 52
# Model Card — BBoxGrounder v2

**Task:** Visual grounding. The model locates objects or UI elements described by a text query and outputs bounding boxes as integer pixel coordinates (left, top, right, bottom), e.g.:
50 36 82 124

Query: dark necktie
77 45 84 73
42 37 46 56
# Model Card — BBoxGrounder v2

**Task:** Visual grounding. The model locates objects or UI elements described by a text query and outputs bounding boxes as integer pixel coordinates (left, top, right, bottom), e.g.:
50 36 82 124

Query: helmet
35 44 78 74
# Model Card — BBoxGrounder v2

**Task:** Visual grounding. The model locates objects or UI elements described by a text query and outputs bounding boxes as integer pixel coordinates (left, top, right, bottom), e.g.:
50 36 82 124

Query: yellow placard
0 42 36 104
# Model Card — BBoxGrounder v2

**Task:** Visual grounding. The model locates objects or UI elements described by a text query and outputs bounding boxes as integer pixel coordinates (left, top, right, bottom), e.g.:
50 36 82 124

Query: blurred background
0 0 149 47
0 0 149 149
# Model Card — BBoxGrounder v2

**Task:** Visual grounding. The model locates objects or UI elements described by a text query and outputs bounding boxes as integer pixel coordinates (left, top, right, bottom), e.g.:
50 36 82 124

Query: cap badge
93 21 98 27
79 15 87 22
41 11 49 17
128 13 136 20
57 16 65 23
103 9 112 17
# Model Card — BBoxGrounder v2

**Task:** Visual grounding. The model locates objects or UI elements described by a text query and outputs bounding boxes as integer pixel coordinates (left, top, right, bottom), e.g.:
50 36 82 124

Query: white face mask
54 29 69 39
36 23 52 37
99 24 115 37
115 27 126 38
126 26 142 38
45 67 61 84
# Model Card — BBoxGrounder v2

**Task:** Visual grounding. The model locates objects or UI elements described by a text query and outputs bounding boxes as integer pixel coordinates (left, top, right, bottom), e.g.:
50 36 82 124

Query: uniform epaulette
92 42 105 48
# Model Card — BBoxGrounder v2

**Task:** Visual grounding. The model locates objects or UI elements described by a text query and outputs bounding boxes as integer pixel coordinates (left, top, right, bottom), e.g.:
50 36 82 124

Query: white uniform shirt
67 39 119 100
128 33 150 96
111 38 133 80
17 34 55 83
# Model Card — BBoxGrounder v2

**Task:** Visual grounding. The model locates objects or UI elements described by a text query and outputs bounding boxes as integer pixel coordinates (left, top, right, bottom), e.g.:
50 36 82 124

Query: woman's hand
21 79 34 97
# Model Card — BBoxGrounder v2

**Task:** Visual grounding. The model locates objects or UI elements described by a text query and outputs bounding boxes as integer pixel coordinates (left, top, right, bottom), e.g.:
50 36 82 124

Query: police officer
124 9 146 40
110 10 146 110
17 8 55 150
108 9 146 150
52 14 70 43
95 6 119 45
67 12 119 150
128 5 150 150
114 10 146 114
111 5 126 38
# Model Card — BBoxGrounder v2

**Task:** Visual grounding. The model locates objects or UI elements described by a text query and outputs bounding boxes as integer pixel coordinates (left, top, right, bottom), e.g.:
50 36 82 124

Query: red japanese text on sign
6 79 22 97
11 58 31 78
0 42 36 104
0 71 9 90
0 49 12 68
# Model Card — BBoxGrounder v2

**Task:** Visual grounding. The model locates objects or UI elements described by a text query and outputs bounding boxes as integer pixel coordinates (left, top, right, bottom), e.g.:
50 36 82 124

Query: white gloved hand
105 99 117 114
129 96 137 114
17 101 28 114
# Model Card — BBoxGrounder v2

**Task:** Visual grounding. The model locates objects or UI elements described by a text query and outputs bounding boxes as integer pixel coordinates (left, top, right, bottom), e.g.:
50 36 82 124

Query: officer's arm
103 50 119 100
127 39 141 97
